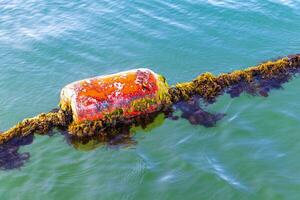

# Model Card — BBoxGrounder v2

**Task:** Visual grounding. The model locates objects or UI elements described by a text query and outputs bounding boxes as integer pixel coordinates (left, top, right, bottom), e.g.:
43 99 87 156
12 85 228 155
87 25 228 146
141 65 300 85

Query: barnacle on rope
1 54 300 145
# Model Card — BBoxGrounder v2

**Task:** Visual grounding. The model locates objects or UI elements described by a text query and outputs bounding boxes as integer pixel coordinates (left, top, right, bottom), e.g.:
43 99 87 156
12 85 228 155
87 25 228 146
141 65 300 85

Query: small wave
137 8 194 31
0 1 85 47
270 0 300 8
206 156 248 190
206 0 242 9
155 1 187 14
203 0 258 10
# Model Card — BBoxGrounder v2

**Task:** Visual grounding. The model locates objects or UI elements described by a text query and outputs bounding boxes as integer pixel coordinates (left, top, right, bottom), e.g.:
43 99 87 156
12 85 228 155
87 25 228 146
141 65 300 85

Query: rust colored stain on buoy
60 68 170 123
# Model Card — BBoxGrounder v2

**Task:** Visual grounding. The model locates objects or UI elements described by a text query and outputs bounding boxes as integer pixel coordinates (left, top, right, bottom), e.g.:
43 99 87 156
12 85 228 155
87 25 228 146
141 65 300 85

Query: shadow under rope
1 55 300 170
0 133 33 170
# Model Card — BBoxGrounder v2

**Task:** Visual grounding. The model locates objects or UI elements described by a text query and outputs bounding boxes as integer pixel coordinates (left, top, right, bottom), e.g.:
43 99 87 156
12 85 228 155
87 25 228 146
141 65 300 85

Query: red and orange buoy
60 68 170 123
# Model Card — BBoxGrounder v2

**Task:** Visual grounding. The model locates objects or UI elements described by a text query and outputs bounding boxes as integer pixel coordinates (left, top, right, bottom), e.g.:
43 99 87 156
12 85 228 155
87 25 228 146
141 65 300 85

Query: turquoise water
1 0 300 199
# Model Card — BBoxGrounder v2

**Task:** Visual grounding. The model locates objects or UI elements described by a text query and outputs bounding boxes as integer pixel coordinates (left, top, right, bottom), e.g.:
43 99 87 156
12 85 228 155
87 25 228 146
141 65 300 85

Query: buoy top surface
60 68 168 123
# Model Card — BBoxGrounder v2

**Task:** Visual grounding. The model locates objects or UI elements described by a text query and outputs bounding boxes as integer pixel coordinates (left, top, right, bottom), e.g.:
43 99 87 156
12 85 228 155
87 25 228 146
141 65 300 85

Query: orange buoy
60 68 171 123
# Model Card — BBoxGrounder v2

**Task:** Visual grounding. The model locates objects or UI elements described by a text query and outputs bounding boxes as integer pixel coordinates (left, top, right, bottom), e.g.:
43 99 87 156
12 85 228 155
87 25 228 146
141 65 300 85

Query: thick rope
168 54 300 103
0 109 71 145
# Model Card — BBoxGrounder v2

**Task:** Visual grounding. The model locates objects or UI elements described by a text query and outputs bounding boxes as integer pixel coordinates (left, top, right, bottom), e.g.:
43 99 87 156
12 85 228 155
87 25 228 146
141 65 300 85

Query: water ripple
206 156 248 190
0 1 86 47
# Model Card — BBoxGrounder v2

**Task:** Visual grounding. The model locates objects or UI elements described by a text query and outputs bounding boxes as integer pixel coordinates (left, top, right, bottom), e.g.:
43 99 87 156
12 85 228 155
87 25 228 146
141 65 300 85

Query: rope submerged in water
1 54 300 144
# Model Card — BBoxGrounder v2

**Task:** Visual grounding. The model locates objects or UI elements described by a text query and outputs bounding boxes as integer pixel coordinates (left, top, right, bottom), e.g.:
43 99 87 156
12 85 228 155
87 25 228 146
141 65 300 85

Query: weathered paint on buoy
60 68 171 123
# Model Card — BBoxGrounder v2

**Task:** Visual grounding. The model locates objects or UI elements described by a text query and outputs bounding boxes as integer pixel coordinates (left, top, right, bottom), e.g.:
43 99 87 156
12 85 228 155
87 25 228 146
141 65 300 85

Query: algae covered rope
1 54 300 144
169 54 300 103
0 109 72 145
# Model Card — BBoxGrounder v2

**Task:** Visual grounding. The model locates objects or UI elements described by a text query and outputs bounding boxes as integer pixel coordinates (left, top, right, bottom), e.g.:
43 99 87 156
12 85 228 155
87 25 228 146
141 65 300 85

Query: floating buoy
60 68 171 123
1 54 300 144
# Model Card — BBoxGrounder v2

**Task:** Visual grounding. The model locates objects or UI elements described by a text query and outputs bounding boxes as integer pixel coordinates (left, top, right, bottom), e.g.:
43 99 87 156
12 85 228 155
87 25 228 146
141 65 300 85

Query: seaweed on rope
0 54 300 147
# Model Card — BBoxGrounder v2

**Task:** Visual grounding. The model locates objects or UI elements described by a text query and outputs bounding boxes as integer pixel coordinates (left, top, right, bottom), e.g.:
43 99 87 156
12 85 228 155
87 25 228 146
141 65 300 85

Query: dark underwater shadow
0 133 33 170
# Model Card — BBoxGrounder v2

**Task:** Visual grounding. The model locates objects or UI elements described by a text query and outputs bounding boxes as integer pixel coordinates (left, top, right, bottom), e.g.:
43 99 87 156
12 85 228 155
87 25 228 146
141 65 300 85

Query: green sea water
1 0 300 199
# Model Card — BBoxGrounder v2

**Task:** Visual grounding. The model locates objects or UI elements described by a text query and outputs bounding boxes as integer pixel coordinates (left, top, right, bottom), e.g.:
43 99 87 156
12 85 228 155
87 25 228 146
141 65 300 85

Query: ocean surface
1 0 300 199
